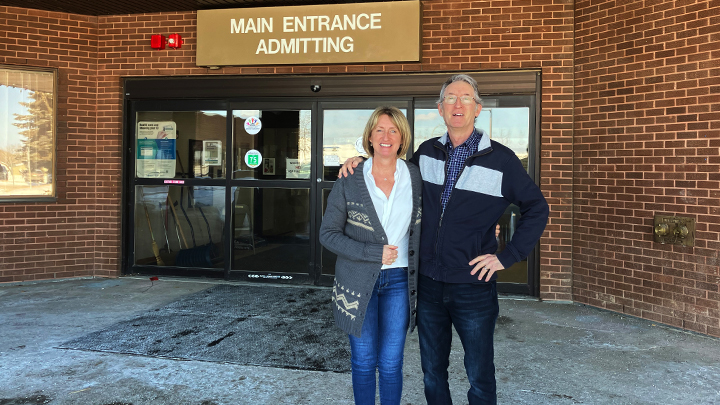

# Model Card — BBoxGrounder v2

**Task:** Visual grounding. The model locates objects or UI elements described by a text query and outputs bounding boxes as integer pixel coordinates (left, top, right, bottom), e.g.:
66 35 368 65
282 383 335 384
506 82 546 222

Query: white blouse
363 158 412 269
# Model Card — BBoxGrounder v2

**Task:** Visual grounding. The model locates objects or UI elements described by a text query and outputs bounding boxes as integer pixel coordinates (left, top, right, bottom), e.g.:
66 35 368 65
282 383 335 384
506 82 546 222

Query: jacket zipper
432 141 493 261
433 142 449 259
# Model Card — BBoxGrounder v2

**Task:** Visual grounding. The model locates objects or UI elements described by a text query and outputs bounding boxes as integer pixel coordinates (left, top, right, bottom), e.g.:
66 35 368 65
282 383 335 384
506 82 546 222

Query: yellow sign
197 1 421 66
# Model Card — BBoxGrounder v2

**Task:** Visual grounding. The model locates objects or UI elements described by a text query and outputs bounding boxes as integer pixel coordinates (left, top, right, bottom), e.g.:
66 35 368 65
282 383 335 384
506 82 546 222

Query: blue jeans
348 267 409 405
417 275 499 405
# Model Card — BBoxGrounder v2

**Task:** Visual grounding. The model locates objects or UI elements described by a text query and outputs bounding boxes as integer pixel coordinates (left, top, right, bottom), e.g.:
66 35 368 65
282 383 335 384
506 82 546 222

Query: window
0 66 56 200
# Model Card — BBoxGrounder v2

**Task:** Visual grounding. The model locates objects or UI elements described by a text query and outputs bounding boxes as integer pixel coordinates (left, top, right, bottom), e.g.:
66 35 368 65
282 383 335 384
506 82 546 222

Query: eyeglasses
442 95 476 105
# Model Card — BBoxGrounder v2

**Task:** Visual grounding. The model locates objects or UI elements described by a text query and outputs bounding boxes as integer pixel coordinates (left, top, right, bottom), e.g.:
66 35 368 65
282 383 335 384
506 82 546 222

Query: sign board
136 121 176 178
197 1 421 66
202 140 222 166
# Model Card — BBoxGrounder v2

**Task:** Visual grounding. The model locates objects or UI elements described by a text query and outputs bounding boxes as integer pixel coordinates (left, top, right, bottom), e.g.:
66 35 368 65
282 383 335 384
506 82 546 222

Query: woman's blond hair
361 106 411 158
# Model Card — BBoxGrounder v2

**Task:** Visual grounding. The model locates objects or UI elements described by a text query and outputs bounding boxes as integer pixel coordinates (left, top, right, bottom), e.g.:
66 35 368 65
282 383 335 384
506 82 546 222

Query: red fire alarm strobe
167 34 184 49
150 34 166 50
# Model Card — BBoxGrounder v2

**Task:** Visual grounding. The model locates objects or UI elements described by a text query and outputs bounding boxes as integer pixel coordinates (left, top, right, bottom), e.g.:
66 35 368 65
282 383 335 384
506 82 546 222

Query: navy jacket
409 129 549 283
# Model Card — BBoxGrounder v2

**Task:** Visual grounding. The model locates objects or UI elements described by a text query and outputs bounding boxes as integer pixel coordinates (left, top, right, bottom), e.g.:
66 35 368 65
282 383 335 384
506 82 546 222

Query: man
342 74 549 404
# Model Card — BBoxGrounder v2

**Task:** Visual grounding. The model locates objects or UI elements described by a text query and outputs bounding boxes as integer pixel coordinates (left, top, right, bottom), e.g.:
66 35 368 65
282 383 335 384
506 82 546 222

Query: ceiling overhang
0 0 365 16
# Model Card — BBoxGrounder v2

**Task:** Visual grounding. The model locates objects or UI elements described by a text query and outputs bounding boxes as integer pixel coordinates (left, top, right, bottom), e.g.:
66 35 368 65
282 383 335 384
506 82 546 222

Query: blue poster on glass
136 121 177 178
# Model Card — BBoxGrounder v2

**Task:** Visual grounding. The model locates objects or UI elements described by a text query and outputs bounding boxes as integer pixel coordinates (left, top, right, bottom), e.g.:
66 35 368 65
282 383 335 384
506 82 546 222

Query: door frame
123 71 543 295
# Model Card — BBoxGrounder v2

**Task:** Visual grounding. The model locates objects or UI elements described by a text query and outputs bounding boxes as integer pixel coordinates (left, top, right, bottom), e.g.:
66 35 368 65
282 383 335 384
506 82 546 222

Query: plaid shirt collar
445 129 481 154
440 129 482 211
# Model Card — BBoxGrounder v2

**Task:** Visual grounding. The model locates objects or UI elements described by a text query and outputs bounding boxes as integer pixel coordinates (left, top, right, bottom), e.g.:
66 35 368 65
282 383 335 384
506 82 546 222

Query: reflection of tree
298 111 311 164
0 146 20 184
12 90 53 175
414 122 447 149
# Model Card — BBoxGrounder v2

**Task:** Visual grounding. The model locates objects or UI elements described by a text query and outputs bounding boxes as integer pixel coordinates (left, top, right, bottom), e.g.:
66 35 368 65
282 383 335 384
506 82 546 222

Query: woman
320 106 422 404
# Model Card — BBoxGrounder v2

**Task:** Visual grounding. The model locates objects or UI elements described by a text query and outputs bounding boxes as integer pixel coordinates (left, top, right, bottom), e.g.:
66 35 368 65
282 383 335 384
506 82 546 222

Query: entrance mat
59 284 350 372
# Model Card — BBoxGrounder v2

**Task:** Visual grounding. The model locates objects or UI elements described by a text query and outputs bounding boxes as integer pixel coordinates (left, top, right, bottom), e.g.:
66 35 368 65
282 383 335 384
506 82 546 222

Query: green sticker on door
245 149 262 168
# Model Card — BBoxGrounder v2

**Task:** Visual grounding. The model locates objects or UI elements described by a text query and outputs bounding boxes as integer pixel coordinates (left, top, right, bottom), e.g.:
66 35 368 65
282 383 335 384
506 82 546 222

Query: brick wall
2 3 576 298
95 1 576 299
574 0 720 336
0 7 102 281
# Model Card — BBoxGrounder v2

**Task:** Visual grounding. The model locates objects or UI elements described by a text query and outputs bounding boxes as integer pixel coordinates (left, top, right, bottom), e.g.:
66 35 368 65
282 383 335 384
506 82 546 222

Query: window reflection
135 185 225 269
322 108 406 181
0 67 56 199
486 107 530 170
136 111 227 179
413 106 529 163
412 109 447 150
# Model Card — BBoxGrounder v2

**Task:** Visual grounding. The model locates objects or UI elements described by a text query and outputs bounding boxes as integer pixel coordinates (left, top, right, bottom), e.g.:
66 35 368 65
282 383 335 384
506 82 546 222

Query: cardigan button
409 269 415 275
412 310 417 315
409 250 414 256
409 230 413 236
410 290 416 295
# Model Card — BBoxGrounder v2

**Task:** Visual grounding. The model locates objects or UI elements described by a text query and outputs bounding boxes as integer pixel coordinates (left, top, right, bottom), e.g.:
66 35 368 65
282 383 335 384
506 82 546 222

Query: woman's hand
382 245 398 265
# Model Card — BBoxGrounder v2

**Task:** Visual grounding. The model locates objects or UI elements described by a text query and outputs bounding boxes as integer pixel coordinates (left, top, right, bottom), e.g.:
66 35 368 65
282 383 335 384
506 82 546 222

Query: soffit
0 0 362 16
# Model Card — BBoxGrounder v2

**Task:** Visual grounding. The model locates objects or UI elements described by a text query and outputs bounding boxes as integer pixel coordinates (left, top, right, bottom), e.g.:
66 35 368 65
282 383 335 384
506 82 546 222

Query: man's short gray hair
436 74 483 106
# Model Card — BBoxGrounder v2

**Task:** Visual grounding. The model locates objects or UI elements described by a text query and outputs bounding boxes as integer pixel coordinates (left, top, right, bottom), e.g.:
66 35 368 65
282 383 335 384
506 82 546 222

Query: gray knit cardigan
319 160 422 338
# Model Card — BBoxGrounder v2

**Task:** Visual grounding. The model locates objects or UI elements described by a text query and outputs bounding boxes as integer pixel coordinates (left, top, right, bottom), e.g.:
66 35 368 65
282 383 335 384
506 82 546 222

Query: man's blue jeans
417 275 499 405
348 267 409 405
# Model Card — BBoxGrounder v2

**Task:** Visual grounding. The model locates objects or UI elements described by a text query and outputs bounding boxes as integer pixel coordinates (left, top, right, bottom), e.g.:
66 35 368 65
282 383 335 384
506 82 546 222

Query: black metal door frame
122 71 543 295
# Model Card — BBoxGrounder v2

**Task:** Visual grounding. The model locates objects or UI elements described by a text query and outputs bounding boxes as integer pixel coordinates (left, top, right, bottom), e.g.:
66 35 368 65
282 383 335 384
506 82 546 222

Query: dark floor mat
59 284 350 372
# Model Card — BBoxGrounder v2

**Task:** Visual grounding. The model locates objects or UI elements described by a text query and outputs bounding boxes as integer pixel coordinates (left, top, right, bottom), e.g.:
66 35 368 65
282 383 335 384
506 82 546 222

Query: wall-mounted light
150 34 183 49
168 34 184 49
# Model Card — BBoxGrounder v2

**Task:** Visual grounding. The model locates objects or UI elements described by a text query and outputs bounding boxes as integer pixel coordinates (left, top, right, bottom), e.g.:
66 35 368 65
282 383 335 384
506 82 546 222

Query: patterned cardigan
319 160 422 338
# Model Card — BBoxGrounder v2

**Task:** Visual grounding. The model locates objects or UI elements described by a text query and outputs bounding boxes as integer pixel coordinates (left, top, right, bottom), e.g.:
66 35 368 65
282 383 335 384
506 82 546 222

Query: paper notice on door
286 159 301 178
324 155 340 167
136 121 177 178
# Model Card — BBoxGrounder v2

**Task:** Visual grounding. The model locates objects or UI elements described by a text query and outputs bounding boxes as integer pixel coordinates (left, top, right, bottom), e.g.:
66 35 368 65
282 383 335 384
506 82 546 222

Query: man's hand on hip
469 254 505 282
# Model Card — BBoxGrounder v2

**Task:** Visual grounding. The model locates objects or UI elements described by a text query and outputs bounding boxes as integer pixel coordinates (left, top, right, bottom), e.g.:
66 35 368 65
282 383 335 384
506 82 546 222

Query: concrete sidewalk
1 277 718 405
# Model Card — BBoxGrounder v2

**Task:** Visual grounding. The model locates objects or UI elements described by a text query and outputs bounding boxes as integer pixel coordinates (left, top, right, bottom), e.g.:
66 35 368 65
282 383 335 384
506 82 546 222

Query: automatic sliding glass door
229 103 316 282
130 106 228 275
127 90 539 293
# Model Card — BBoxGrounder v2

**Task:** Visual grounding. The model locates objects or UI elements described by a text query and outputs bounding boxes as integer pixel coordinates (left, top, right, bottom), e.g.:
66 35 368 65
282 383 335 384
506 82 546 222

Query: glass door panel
321 109 372 181
232 110 312 180
135 111 227 179
232 187 310 274
230 104 314 280
317 103 409 277
320 188 336 276
134 185 225 270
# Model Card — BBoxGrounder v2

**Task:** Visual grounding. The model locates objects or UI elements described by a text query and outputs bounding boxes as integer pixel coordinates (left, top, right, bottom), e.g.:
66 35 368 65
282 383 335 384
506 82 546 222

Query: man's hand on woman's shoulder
338 157 364 178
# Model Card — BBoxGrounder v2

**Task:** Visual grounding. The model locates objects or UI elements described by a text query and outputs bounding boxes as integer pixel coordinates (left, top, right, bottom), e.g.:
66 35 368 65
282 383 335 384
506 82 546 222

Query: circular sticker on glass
244 149 262 168
244 116 262 135
355 137 367 154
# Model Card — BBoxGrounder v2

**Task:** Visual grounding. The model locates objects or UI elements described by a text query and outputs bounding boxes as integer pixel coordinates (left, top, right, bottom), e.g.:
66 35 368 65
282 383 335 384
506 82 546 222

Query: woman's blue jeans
348 267 409 405
417 275 499 405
